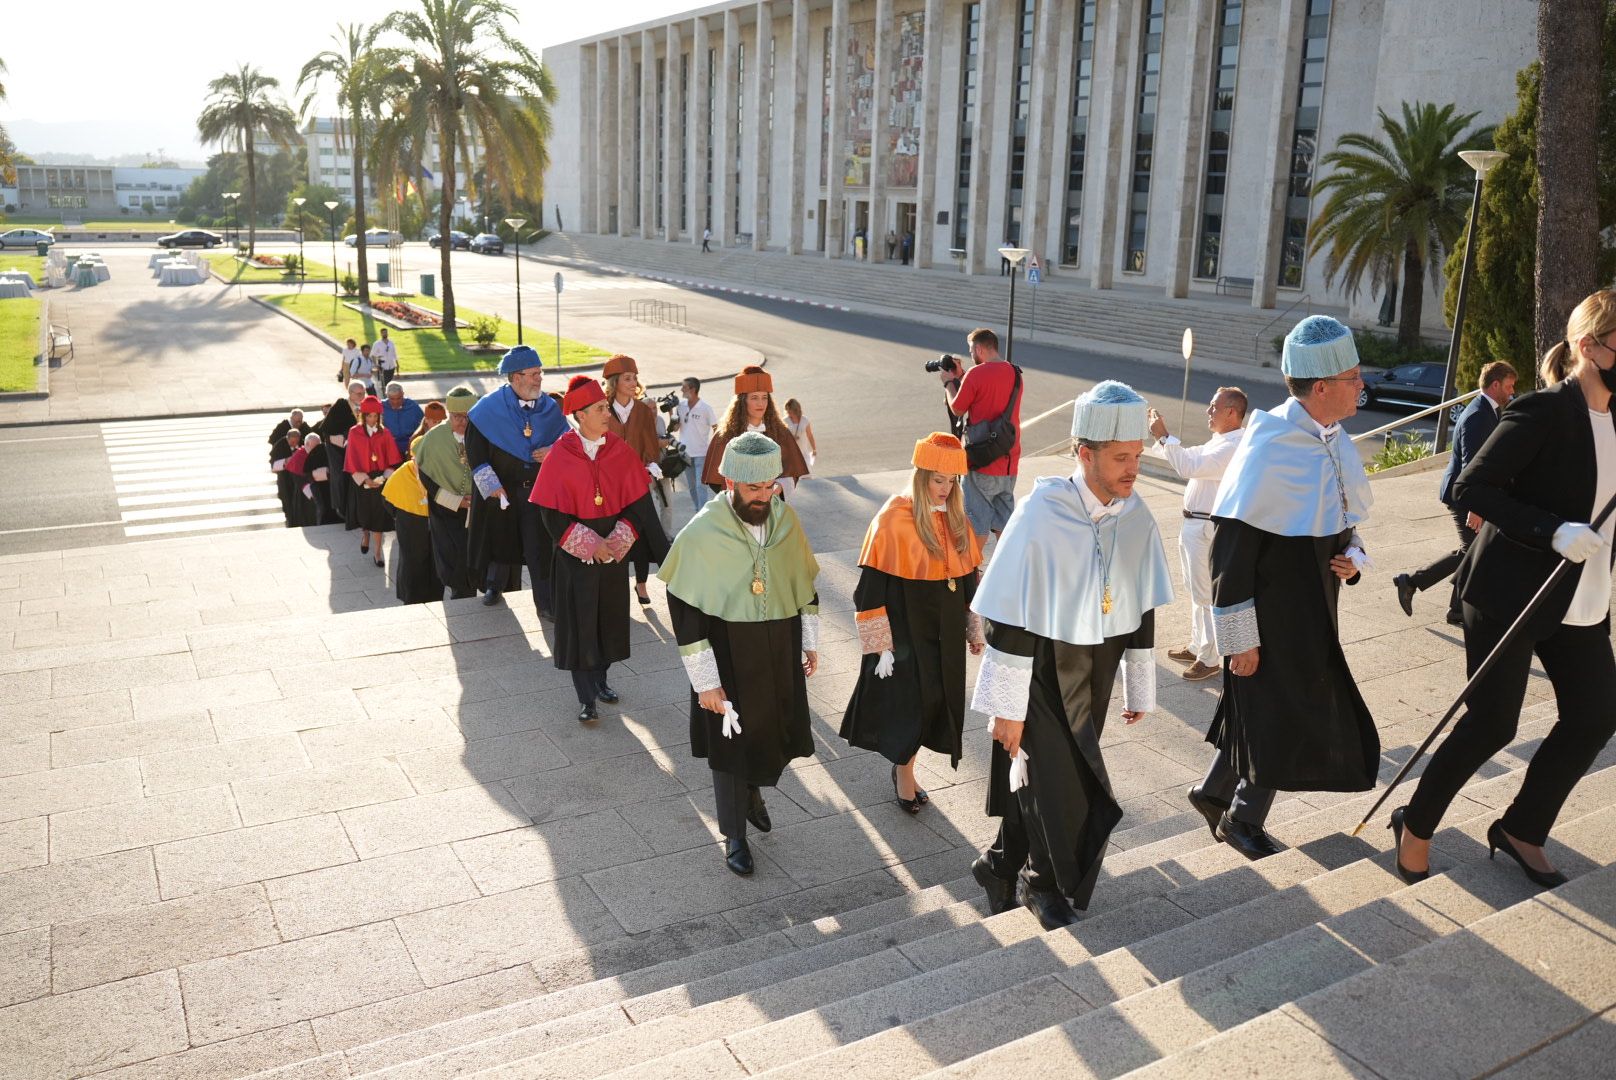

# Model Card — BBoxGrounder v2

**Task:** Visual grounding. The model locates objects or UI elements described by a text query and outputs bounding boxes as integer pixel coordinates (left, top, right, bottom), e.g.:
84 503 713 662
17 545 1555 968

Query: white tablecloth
0 270 33 288
0 281 30 299
159 264 204 286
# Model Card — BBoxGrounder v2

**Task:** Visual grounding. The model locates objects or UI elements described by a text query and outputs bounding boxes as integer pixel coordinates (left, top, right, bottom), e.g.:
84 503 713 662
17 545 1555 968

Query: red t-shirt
952 361 1021 476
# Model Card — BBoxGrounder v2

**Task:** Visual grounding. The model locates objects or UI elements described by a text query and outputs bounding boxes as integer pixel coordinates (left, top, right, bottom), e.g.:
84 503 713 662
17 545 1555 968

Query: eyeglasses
1318 373 1363 383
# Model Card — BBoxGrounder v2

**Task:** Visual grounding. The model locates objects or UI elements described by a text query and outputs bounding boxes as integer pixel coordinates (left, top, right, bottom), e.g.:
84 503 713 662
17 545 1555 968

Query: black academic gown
669 592 816 788
392 509 443 604
286 459 320 527
1206 519 1379 792
271 441 299 527
841 568 978 768
319 399 358 529
466 420 553 600
539 495 668 671
268 419 310 446
305 458 332 526
419 473 476 599
983 614 1151 909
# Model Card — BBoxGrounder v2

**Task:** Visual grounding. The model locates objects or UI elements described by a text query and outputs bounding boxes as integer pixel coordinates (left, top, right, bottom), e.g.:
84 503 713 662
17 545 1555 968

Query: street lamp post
223 192 240 248
324 201 340 298
292 197 307 284
1433 150 1508 451
506 217 527 345
997 247 1030 363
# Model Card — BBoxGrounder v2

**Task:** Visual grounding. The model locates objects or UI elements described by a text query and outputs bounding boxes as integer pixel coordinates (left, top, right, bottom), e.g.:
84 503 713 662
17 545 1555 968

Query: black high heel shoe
891 764 922 815
635 584 651 606
1488 820 1568 888
1388 807 1428 885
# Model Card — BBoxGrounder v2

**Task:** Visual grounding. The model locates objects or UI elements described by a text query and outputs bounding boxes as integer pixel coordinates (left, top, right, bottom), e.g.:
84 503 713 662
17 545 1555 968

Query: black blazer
1453 376 1616 634
1437 394 1500 506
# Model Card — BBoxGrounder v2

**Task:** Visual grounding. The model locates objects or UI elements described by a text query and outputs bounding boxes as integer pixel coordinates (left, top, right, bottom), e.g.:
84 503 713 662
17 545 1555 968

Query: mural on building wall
886 12 925 189
843 21 875 187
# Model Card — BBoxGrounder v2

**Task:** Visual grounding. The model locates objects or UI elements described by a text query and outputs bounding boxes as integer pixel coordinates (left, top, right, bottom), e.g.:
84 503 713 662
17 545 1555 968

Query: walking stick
1350 489 1616 836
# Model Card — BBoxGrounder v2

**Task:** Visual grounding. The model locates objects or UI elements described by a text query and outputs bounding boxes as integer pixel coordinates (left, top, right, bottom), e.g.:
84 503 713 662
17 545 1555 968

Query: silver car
0 228 55 249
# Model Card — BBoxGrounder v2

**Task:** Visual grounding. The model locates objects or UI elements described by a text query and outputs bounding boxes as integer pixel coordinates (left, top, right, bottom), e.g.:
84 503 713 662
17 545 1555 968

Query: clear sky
2 0 694 163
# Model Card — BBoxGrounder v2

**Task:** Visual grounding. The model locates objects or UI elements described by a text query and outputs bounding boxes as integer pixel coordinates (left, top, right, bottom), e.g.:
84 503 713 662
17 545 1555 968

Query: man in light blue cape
969 380 1173 928
1189 316 1381 863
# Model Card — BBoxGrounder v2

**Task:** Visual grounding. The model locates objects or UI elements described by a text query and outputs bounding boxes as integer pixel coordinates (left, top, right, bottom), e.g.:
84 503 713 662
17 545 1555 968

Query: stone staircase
534 232 1327 373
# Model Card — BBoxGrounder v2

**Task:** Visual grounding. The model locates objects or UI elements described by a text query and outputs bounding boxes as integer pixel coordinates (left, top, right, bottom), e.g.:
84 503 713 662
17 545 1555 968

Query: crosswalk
101 412 324 538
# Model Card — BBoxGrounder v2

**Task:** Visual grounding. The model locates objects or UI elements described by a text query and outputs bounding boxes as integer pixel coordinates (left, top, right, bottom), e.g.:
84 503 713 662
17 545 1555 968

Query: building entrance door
852 200 870 259
608 205 618 234
816 199 827 252
897 202 916 263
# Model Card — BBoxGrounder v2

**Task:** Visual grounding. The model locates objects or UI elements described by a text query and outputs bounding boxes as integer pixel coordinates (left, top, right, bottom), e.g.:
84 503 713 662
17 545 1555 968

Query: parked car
469 233 505 255
344 228 402 247
156 229 223 249
0 228 56 249
428 230 471 250
1358 362 1464 423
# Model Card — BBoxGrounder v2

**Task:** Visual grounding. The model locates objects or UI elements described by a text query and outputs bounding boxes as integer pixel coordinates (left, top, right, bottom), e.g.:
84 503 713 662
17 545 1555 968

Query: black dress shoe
1186 785 1231 842
1219 814 1282 860
890 764 922 815
725 838 754 876
971 856 1016 916
1488 820 1568 888
481 588 502 607
596 684 620 704
1389 806 1429 885
1445 609 1464 627
747 786 772 832
1019 881 1081 930
1393 573 1416 617
577 701 598 723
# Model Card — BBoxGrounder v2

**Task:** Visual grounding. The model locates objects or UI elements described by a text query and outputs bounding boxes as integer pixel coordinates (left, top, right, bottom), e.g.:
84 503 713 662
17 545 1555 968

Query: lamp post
506 216 527 345
997 247 1030 363
324 201 340 297
1433 149 1508 452
292 197 306 283
223 192 240 248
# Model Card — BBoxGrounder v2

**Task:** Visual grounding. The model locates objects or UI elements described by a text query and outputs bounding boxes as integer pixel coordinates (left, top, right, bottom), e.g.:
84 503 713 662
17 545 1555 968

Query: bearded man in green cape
660 432 821 877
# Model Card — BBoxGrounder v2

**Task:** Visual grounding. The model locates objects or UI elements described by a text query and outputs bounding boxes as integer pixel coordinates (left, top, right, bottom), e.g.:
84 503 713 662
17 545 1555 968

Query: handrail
1252 293 1313 366
1350 388 1481 444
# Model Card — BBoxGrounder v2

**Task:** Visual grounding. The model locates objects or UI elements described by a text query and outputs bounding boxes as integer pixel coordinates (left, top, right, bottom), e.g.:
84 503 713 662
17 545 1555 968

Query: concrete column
825 0 849 258
617 36 635 236
1022 0 1067 274
1086 0 1137 289
785 0 810 254
691 18 712 245
641 29 658 239
1252 0 1306 309
715 9 740 248
578 45 596 232
1164 0 1216 297
868 0 893 262
595 42 616 234
749 1 773 249
966 0 1003 274
914 0 944 269
665 21 685 242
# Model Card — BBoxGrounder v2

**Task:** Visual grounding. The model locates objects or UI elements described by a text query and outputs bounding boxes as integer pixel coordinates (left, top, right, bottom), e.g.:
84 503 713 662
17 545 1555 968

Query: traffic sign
1027 266 1041 285
554 272 564 294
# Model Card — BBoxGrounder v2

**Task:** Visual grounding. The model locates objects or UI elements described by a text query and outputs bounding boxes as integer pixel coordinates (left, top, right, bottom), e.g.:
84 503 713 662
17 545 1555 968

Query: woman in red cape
533 375 672 723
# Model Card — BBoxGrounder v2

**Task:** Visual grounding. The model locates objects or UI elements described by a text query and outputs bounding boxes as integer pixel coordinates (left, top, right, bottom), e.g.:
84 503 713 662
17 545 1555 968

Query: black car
1358 362 1463 423
469 233 504 255
157 229 224 249
429 230 471 250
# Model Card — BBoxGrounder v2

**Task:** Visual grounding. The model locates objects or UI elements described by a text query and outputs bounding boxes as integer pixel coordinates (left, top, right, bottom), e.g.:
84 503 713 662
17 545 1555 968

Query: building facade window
1278 0 1332 288
1061 0 1098 266
633 61 643 225
734 41 745 235
706 47 716 231
1125 0 1164 273
657 56 667 231
1194 0 1243 280
953 2 981 251
1003 0 1034 246
681 53 690 233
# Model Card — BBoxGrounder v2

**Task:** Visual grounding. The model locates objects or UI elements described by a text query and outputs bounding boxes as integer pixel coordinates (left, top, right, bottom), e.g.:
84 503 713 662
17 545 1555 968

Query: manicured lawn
0 255 47 284
262 292 610 373
0 297 42 392
3 218 183 232
206 253 337 285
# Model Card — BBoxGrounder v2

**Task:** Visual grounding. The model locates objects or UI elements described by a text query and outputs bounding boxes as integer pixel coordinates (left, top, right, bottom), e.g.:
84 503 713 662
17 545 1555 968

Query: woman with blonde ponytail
1396 289 1616 889
841 434 985 812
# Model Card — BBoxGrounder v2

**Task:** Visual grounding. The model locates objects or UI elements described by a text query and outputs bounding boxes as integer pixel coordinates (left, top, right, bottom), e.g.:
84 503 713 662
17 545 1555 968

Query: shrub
1367 433 1434 474
340 273 360 296
469 312 501 346
1270 327 1447 369
281 254 301 277
175 208 196 225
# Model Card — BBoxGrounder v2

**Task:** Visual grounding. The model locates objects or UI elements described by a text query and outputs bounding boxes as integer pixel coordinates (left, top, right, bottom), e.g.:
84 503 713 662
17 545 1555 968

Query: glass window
1061 0 1098 265
1279 0 1333 288
1124 0 1165 273
1194 0 1242 280
1002 0 1035 245
953 2 981 250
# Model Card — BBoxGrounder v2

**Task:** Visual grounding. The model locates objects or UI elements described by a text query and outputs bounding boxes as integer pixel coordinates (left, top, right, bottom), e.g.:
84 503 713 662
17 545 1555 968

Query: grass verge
261 292 610 373
0 297 42 391
0 255 47 284
206 253 336 284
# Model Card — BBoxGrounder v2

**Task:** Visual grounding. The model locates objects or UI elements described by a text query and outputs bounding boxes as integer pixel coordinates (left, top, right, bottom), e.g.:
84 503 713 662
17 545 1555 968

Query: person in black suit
1395 290 1616 889
1394 361 1518 625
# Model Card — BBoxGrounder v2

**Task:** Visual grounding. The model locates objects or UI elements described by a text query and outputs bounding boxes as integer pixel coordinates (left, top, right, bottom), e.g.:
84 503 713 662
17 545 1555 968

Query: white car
0 228 55 250
344 228 402 247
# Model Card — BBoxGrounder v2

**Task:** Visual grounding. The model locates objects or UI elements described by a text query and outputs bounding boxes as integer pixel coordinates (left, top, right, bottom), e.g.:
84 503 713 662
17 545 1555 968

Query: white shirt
1565 408 1616 626
372 337 398 370
580 432 606 461
677 398 718 456
612 400 634 425
1073 466 1124 521
342 347 369 376
1150 428 1245 515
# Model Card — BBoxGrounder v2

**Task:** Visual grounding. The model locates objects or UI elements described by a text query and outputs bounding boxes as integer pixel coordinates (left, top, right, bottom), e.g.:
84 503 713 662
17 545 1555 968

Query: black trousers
494 500 553 617
982 812 1057 894
570 667 609 705
1200 746 1276 827
1406 608 1616 845
1408 507 1476 615
712 769 753 842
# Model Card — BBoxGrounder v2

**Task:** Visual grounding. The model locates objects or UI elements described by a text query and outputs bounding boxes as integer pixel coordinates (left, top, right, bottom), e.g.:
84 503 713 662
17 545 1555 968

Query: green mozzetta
659 495 819 623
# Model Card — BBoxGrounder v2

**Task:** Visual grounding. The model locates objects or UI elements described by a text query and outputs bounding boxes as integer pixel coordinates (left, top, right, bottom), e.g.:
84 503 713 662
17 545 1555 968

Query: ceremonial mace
1351 489 1616 836
1178 328 1195 434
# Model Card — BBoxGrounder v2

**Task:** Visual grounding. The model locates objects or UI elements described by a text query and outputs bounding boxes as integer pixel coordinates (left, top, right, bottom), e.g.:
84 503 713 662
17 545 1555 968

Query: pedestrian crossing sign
1027 265 1041 285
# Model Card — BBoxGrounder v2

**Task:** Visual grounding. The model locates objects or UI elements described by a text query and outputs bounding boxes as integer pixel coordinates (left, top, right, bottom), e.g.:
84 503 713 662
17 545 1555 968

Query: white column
1164 0 1216 297
1252 0 1306 309
825 0 849 258
749 1 773 249
715 8 740 248
1022 0 1067 273
785 0 810 254
641 29 658 239
665 21 685 242
1044 3 1079 267
867 0 893 262
1086 0 1137 289
617 36 635 236
691 18 712 245
966 0 1003 274
914 0 944 269
595 42 615 234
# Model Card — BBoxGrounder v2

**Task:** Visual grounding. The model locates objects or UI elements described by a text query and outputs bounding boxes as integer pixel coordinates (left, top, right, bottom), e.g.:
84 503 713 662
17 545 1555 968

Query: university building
541 0 1533 327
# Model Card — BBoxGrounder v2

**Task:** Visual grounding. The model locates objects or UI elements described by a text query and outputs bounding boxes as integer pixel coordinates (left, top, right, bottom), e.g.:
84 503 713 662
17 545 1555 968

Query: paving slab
310 965 545 1055
336 781 530 859
0 688 133 740
265 844 481 940
0 926 50 1008
0 757 143 822
394 727 572 794
154 812 357 899
48 784 240 861
451 811 658 894
0 970 189 1080
0 732 50 778
581 840 800 934
84 1023 323 1080
0 847 157 934
49 711 217 768
139 732 311 796
503 749 689 824
0 816 49 874
231 758 416 827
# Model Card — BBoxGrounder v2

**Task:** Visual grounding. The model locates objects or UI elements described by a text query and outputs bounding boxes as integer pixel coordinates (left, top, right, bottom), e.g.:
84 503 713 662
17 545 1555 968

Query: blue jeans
964 471 1017 538
688 457 711 510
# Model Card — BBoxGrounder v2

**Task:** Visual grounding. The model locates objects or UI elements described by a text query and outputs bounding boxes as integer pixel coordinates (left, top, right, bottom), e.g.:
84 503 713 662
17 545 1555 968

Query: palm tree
1307 102 1491 348
375 0 554 327
0 57 15 187
196 65 301 255
298 25 405 304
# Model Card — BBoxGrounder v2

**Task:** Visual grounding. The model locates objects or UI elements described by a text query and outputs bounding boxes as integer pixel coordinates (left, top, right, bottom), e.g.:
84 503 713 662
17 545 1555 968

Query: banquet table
0 270 34 288
158 263 204 286
81 262 111 282
148 252 177 269
73 265 99 288
0 280 30 299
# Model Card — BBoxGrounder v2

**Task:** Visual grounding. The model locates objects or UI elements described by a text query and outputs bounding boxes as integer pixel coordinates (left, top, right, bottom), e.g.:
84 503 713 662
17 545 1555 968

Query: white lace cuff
856 609 893 654
1213 599 1259 655
1121 648 1156 714
679 641 722 693
800 611 820 653
972 645 1033 721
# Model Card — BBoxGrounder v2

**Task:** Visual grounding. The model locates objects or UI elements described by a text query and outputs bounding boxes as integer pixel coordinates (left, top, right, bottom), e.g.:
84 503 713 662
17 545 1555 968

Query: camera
655 391 680 415
925 354 963 374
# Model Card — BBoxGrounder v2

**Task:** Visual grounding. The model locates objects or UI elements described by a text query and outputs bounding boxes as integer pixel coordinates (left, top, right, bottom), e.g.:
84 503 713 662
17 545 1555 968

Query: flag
420 165 434 182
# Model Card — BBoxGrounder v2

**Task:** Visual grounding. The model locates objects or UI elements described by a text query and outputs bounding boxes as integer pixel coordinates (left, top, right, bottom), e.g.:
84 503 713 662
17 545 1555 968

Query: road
0 240 1435 555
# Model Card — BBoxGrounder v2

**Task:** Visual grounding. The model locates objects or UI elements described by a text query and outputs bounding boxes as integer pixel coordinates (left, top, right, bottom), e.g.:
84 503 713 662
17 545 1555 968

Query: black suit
1405 394 1500 614
1405 376 1616 846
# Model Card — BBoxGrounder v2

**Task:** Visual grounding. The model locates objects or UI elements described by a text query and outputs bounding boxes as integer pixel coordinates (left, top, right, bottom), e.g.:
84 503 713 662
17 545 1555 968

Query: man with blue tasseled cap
1188 316 1381 862
969 380 1173 928
465 344 570 616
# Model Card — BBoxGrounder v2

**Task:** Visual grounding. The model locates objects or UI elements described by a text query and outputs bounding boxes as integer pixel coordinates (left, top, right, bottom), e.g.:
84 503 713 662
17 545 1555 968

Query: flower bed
242 254 286 269
343 299 468 331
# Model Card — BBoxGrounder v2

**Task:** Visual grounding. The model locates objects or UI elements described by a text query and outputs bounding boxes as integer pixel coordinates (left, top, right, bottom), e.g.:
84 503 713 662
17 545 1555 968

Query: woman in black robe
320 382 364 529
344 396 401 567
271 430 302 527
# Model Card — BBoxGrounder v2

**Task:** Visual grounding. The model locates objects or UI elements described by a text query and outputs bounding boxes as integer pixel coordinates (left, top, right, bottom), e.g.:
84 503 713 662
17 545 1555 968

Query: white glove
720 700 742 739
1342 545 1373 574
874 650 895 679
301 484 313 499
1008 748 1031 793
1552 522 1605 564
647 462 663 481
498 492 510 510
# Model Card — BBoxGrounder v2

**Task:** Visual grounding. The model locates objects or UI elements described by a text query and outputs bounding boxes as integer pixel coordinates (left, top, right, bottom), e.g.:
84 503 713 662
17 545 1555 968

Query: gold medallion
946 577 957 592
523 423 532 438
1101 584 1113 616
751 578 765 595
593 491 604 507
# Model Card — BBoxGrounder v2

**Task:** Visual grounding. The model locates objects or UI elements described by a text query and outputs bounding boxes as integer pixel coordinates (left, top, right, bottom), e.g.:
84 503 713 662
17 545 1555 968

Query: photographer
674 377 718 511
936 327 1022 541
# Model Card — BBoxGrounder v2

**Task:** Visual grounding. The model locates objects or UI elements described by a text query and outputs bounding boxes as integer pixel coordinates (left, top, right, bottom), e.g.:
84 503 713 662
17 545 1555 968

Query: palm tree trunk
1535 0 1603 361
244 137 258 256
352 111 370 306
1397 243 1424 349
438 116 456 328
